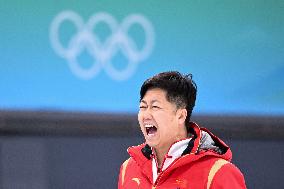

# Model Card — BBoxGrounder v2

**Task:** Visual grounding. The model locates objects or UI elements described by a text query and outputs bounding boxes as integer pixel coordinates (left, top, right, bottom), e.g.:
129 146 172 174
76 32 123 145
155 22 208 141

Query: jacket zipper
152 152 197 188
153 171 164 188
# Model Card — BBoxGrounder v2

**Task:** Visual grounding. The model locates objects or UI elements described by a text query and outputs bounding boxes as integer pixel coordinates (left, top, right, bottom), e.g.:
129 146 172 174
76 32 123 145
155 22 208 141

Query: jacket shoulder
118 158 131 188
118 157 141 189
209 160 247 189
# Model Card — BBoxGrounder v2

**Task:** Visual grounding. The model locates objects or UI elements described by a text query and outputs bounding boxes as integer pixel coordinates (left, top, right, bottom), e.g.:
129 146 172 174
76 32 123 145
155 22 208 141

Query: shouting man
118 71 247 189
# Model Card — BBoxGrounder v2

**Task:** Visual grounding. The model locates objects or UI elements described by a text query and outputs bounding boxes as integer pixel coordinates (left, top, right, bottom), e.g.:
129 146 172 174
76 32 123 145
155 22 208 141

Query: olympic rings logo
49 10 155 80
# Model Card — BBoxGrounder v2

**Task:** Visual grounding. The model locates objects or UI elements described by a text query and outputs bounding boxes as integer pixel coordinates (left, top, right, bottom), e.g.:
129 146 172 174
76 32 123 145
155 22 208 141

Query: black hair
140 71 197 126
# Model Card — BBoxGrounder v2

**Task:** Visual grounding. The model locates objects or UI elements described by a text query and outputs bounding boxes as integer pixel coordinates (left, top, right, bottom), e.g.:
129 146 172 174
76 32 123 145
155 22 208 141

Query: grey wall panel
0 136 283 189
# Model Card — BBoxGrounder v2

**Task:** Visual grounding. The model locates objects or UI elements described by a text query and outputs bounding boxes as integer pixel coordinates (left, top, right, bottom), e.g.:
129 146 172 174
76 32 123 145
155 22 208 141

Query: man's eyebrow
140 99 146 103
140 99 160 104
151 99 160 104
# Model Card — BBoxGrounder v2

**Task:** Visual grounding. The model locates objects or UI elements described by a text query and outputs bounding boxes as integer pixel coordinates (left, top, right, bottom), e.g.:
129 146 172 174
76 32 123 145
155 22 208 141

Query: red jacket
118 123 247 189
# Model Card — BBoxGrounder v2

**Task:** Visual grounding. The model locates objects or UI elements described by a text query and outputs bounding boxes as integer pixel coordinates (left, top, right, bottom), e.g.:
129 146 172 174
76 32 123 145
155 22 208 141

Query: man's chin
145 141 157 148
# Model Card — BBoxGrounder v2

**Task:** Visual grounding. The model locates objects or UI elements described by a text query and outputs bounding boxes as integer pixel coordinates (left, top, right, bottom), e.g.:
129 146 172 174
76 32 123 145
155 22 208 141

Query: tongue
148 127 157 135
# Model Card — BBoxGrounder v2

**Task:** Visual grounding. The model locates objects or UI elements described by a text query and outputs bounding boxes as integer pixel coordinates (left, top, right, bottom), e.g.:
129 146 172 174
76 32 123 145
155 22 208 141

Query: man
118 71 247 189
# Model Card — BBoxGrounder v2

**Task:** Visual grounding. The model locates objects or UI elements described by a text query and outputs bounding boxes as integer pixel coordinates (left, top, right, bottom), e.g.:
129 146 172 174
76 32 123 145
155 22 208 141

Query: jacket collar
127 122 232 183
152 138 192 183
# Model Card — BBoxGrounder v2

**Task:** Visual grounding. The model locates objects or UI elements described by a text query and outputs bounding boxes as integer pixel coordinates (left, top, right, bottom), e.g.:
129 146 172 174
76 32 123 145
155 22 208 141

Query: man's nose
141 108 152 120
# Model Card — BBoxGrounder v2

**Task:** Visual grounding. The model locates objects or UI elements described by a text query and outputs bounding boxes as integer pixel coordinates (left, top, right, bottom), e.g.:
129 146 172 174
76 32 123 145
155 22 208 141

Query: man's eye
152 106 160 109
139 106 146 109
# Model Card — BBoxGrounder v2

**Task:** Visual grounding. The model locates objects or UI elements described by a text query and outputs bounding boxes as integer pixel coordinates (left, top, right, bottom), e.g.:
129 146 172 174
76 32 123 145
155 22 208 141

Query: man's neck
154 128 188 168
154 147 168 168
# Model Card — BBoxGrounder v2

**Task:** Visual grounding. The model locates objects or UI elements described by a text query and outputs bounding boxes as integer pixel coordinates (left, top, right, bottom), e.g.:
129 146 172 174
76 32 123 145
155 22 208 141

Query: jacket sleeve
210 163 247 189
118 163 123 189
118 158 130 189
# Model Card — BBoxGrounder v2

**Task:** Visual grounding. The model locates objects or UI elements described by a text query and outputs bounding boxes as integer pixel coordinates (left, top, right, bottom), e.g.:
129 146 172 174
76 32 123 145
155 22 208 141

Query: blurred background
0 0 284 188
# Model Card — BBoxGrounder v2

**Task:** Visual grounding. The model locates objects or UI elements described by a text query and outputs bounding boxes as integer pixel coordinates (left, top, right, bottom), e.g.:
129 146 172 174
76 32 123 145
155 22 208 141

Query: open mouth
145 124 157 136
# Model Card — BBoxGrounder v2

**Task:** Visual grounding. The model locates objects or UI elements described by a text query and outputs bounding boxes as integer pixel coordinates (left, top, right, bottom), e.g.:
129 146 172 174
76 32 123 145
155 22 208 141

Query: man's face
138 88 186 151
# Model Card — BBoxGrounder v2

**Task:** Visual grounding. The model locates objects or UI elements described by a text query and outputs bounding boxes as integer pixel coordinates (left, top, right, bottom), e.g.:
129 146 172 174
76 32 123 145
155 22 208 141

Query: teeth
144 124 157 136
145 124 154 128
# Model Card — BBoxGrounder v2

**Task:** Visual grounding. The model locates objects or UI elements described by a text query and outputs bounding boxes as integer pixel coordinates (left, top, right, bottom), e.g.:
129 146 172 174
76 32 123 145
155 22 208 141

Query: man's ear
177 108 187 125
